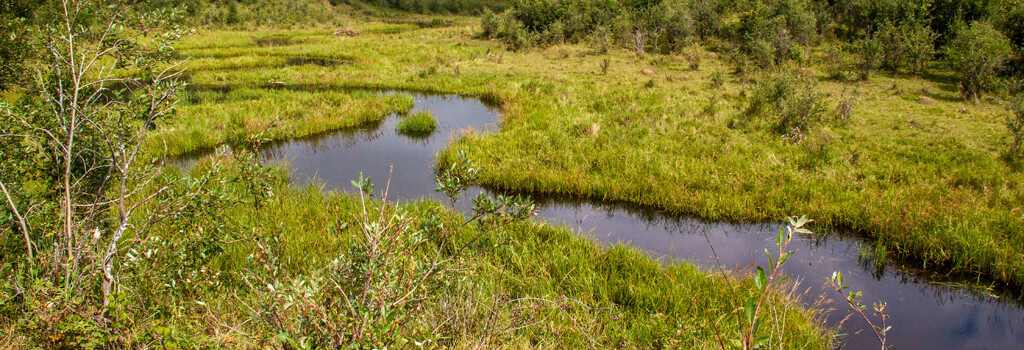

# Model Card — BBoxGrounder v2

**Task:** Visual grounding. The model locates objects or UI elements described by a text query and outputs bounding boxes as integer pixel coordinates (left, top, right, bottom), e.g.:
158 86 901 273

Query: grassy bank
1 5 837 348
165 22 1024 291
55 157 828 348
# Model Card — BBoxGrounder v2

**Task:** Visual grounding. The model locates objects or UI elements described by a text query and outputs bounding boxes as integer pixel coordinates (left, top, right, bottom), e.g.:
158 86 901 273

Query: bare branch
0 180 32 259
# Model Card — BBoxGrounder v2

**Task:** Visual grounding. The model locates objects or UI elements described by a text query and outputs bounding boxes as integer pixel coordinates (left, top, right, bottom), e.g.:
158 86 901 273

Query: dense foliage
482 0 1023 99
944 21 1014 101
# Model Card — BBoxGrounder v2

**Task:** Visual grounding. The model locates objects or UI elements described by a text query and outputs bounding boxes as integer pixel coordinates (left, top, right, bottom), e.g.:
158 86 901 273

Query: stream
180 92 1023 349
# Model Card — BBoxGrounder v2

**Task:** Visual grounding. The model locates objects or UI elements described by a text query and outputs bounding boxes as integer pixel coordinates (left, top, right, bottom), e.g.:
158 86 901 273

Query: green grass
395 111 438 136
122 157 833 348
106 21 843 347
164 25 1024 290
154 85 414 156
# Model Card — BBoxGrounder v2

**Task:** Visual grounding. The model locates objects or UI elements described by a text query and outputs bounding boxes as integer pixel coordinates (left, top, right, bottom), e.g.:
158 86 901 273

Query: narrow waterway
181 92 1024 349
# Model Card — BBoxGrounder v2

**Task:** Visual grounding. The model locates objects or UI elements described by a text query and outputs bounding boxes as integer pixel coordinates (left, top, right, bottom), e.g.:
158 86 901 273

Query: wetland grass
395 111 438 136
161 156 834 348
166 24 1024 289
154 87 414 156
119 26 838 346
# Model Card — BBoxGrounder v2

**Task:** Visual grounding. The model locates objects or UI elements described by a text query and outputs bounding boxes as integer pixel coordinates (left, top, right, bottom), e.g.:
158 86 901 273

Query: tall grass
122 155 833 348
395 111 438 136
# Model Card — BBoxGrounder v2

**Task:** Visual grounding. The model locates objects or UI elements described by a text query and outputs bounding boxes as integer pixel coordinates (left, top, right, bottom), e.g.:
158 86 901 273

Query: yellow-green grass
155 87 414 156
396 111 438 136
133 159 833 348
165 24 1024 290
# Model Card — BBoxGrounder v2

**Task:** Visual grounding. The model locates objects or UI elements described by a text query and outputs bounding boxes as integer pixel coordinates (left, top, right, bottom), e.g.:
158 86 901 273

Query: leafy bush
747 70 830 140
690 0 722 40
1008 95 1024 156
183 0 348 27
823 0 932 39
872 20 936 74
855 35 883 80
945 21 1013 101
238 155 535 348
0 13 31 91
482 8 534 50
737 0 818 69
480 0 702 53
367 0 506 14
396 111 438 137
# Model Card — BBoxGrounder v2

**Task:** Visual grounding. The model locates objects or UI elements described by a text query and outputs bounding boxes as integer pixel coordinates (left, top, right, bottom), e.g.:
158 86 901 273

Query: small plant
827 271 891 350
822 43 853 81
233 153 535 348
601 58 610 75
728 216 807 350
632 29 647 58
590 25 612 54
1008 95 1024 157
835 86 855 126
747 71 829 141
710 70 725 89
395 111 438 137
684 43 704 70
668 216 808 350
871 21 936 75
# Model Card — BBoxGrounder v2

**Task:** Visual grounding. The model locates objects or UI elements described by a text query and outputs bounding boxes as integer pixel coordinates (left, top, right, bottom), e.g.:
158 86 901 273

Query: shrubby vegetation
745 70 831 141
361 0 507 14
945 21 1014 101
481 0 1023 100
1009 95 1024 156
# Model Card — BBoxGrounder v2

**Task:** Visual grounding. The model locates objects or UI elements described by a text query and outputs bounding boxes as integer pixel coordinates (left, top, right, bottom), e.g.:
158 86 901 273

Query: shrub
1009 95 1024 156
0 16 31 91
855 35 882 80
823 0 932 40
482 8 534 50
396 111 438 137
738 0 818 69
690 0 722 40
590 25 613 53
945 21 1013 101
480 0 703 53
747 70 830 140
872 20 936 74
822 43 850 81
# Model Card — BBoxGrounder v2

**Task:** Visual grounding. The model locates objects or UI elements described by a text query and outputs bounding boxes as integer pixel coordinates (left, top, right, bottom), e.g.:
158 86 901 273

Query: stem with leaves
827 271 890 350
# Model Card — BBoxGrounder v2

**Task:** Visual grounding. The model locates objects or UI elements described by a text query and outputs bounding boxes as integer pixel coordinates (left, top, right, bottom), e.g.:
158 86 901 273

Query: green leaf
744 297 756 323
778 251 792 266
754 266 767 290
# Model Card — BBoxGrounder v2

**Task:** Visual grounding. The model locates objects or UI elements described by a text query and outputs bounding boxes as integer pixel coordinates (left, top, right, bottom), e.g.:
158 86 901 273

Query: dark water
181 92 1023 349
